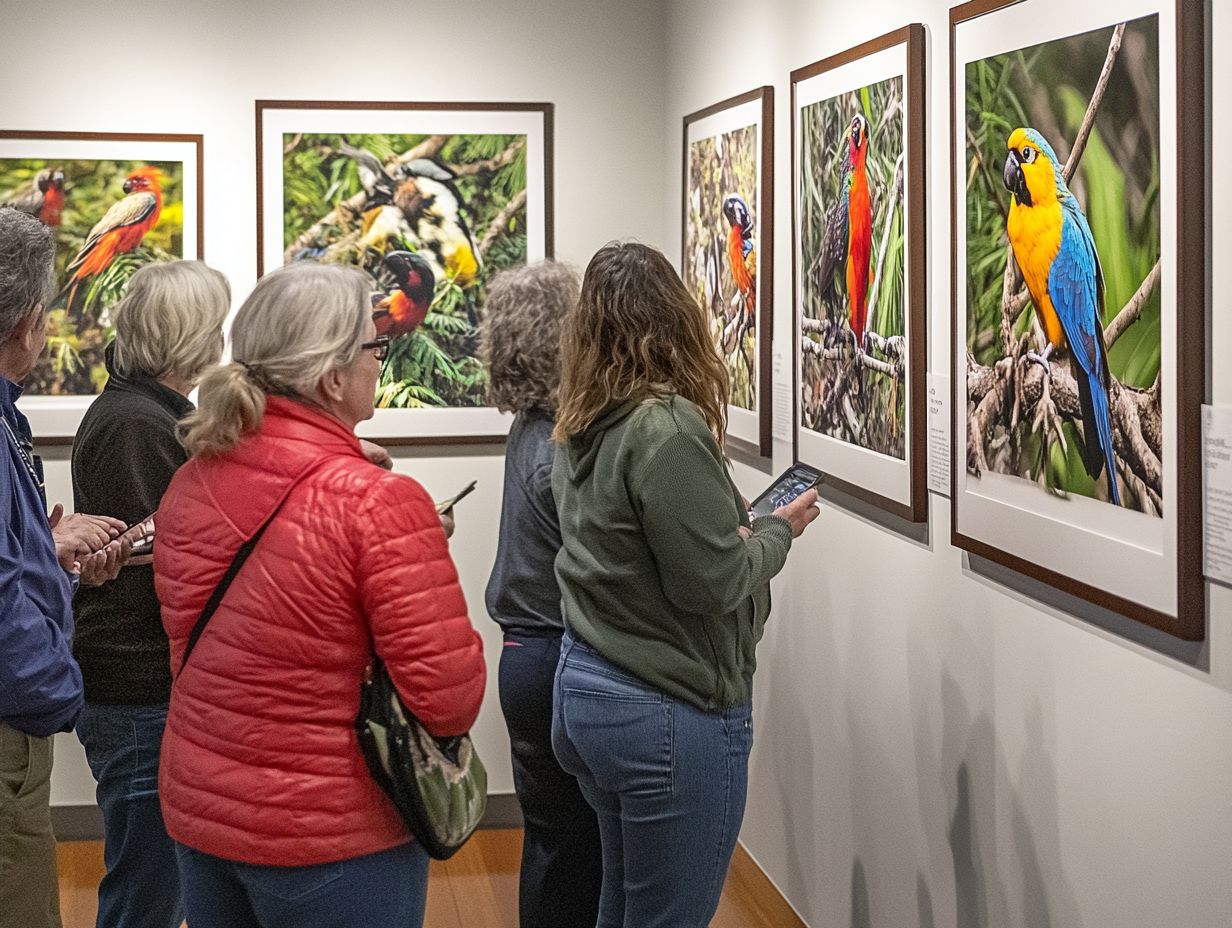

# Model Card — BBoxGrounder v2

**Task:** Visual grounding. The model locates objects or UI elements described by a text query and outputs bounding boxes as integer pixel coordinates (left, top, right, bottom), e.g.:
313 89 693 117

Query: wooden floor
57 830 804 927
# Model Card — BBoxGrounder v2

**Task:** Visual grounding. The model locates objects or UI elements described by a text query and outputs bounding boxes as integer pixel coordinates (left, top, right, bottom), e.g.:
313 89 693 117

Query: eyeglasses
360 335 391 362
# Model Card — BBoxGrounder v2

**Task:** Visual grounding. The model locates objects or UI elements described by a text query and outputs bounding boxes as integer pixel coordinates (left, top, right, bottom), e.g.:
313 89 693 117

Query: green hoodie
553 394 793 710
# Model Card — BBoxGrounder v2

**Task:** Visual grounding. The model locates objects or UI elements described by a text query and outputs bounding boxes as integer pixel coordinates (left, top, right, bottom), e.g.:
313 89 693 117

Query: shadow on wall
938 671 1081 928
851 859 871 928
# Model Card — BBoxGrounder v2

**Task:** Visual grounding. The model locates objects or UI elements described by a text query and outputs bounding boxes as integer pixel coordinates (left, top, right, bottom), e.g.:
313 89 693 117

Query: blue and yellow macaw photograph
683 124 760 412
964 13 1162 517
798 75 907 460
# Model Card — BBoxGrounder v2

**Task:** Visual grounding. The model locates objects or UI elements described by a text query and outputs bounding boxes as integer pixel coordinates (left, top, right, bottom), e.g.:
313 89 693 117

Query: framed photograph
791 26 927 522
257 100 554 444
682 87 774 459
0 131 203 441
951 0 1205 638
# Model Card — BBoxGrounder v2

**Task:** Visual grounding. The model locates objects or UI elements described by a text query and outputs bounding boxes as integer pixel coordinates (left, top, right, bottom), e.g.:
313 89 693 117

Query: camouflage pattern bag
356 657 487 860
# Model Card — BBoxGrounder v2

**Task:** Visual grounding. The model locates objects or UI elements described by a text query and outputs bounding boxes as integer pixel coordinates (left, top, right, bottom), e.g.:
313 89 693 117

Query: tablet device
117 513 156 556
748 463 823 518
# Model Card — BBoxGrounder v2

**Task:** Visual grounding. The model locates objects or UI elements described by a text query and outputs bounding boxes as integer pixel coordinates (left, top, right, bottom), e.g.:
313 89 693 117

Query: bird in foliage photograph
798 78 908 460
0 157 185 396
281 132 529 410
683 125 760 411
964 14 1161 515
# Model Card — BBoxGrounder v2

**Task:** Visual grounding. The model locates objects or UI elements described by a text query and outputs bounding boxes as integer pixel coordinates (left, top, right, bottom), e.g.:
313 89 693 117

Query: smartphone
117 513 156 556
747 464 823 518
435 480 478 515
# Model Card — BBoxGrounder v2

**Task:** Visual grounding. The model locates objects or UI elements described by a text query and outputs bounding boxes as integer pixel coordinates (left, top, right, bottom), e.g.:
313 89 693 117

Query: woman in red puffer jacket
154 262 485 928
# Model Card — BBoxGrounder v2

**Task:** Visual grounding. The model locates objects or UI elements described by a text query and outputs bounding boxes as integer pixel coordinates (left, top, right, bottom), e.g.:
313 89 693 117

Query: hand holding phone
747 464 822 539
435 480 477 515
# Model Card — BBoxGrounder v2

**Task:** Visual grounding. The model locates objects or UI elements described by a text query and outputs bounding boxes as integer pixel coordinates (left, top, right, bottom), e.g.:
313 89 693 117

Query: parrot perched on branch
3 168 66 228
720 194 756 354
844 113 874 348
372 250 436 340
395 159 483 289
1003 126 1121 505
63 166 164 311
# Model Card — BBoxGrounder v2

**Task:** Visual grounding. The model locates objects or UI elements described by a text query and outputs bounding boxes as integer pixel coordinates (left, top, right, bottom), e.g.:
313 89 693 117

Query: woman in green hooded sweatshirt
550 241 820 927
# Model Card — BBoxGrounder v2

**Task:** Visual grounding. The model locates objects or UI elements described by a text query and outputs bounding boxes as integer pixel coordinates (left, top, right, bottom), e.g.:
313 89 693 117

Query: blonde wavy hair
180 263 370 457
479 261 578 416
112 260 230 384
554 242 728 443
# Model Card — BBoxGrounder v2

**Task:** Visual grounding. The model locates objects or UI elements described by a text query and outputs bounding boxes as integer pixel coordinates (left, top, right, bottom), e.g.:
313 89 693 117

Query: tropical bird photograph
279 131 530 411
0 155 186 397
683 122 760 412
798 75 907 460
963 14 1162 516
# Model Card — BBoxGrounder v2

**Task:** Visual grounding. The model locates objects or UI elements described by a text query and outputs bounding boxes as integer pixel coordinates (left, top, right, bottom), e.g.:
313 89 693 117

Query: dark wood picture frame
790 25 928 523
681 86 775 461
255 99 554 446
0 129 205 444
949 0 1206 639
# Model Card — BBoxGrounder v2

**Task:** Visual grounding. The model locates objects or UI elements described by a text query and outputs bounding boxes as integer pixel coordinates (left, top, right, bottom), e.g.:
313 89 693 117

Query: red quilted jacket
153 397 486 866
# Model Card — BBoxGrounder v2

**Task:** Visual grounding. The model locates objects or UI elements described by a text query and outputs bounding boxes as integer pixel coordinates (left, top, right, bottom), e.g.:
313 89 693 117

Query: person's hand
772 488 821 539
359 439 393 470
439 509 456 540
49 505 125 573
76 539 125 587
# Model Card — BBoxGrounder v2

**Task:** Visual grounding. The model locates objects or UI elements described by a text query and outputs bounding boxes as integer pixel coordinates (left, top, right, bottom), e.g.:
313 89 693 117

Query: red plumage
845 116 874 344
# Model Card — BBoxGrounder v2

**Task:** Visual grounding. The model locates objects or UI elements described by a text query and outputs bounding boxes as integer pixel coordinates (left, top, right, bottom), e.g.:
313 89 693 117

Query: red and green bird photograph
281 132 529 411
798 78 908 460
0 156 186 397
964 14 1162 516
683 123 760 413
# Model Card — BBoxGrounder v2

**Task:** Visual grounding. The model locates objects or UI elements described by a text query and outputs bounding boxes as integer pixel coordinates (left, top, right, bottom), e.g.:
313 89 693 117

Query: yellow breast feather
1006 198 1066 349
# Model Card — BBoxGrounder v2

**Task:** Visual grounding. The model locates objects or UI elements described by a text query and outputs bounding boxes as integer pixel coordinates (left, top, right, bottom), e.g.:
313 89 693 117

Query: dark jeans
499 630 602 927
174 841 429 928
552 630 753 928
75 703 181 928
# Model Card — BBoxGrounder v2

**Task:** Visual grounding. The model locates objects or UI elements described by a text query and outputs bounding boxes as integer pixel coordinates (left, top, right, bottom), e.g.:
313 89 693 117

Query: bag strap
177 468 316 678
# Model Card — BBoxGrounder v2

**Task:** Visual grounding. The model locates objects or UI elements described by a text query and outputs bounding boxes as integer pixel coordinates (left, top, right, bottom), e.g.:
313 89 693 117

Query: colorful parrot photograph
281 132 528 410
682 123 760 413
964 14 1162 516
0 155 186 396
797 76 908 460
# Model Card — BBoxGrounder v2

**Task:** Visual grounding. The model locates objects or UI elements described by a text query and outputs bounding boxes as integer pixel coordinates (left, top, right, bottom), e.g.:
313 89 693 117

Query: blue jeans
174 841 429 928
500 630 602 927
75 703 181 928
551 630 753 928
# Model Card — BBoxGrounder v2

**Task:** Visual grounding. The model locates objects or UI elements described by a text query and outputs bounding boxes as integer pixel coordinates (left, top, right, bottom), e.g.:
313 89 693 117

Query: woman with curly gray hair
479 261 601 927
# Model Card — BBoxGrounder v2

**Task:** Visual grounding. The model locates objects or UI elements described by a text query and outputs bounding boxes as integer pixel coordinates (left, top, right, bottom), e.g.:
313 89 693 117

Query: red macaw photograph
0 156 185 396
798 76 908 461
683 122 760 414
964 13 1161 516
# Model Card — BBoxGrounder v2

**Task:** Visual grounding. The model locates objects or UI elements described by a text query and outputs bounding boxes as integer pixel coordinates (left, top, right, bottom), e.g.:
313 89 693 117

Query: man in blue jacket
0 207 126 928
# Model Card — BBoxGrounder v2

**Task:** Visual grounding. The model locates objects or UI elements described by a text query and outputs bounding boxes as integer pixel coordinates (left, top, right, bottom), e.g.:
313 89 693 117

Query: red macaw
3 168 66 228
845 113 874 347
372 250 436 340
66 166 164 284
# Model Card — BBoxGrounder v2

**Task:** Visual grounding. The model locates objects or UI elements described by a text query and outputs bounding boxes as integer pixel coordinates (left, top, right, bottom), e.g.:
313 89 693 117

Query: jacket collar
102 342 194 418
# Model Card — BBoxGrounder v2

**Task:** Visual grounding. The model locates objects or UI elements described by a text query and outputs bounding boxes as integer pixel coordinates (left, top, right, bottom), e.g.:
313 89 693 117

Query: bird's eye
1021 146 1036 164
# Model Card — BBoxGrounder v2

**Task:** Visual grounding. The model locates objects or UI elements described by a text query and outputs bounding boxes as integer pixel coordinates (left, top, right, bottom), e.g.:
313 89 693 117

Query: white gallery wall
663 1 1232 927
0 0 670 804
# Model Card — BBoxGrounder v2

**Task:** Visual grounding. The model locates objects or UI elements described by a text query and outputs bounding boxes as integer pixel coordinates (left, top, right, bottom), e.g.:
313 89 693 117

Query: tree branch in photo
1062 23 1126 183
478 189 527 259
282 135 449 265
448 139 525 177
1104 258 1160 347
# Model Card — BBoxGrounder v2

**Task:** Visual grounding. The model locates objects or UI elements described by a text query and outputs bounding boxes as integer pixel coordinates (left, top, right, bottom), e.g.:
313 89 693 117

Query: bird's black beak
1003 150 1031 206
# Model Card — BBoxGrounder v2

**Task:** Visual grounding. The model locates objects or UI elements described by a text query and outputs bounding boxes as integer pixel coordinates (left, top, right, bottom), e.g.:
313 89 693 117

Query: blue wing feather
1048 196 1120 505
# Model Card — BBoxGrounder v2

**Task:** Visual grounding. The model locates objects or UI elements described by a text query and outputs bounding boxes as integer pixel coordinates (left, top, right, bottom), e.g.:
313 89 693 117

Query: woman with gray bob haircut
71 259 231 928
479 261 603 927
153 262 485 928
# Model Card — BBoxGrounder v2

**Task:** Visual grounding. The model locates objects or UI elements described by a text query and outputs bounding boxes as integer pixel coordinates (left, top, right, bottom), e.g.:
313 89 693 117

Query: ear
15 305 45 352
317 366 345 405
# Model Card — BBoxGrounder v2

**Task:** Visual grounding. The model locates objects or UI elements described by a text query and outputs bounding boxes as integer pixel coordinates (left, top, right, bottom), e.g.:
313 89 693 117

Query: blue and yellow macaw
1003 127 1120 505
